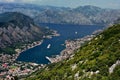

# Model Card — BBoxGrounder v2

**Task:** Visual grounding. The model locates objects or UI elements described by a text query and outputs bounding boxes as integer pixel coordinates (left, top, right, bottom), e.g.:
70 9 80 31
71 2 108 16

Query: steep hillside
26 24 120 80
0 12 52 54
0 3 120 25
34 6 120 25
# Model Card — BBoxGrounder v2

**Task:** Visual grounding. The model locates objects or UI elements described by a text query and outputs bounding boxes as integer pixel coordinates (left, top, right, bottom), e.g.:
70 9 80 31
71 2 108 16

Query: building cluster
0 61 45 79
0 40 45 79
46 34 95 63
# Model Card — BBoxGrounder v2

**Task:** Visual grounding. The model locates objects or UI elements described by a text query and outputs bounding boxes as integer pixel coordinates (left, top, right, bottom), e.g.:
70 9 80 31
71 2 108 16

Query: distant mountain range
0 3 120 25
0 12 51 54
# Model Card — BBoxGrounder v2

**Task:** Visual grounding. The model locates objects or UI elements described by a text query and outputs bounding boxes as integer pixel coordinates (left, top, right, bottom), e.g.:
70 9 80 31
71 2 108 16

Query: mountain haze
0 3 120 25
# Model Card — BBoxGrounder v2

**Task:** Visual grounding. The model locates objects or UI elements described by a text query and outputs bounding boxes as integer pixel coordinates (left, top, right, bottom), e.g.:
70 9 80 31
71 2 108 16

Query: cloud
6 0 14 2
0 0 39 3
21 0 36 3
108 3 120 8
0 0 15 2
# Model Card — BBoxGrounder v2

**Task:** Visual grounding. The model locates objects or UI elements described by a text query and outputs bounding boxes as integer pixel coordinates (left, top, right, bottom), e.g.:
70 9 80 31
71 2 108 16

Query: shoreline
15 40 43 60
0 40 45 79
0 30 60 79
0 40 44 63
15 29 60 61
46 35 95 63
0 30 60 63
46 29 103 63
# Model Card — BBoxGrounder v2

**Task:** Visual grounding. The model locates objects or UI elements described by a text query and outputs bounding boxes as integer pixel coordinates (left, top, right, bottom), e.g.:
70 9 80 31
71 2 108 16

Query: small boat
47 44 51 49
75 31 78 34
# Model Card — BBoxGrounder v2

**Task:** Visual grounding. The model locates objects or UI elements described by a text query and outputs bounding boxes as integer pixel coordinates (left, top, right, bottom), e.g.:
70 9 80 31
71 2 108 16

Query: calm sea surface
17 23 104 64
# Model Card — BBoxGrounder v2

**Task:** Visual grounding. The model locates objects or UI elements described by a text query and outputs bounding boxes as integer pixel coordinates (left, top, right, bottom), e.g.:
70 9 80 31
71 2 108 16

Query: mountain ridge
0 12 52 54
0 3 120 25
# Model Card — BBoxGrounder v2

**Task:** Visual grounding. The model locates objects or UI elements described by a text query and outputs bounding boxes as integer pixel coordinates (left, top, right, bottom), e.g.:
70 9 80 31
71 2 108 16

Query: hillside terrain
0 3 120 80
25 24 120 80
0 12 52 55
0 3 120 25
0 12 56 79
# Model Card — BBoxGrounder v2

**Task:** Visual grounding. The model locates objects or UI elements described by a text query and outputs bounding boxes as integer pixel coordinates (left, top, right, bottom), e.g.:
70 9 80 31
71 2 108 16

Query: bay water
17 23 104 64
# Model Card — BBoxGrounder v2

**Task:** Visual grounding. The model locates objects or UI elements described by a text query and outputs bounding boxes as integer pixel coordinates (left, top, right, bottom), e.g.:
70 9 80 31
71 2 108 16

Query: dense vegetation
26 24 120 80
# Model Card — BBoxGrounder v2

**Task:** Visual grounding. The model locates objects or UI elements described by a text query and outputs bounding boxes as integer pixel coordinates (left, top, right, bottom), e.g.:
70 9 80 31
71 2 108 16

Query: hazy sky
0 0 120 9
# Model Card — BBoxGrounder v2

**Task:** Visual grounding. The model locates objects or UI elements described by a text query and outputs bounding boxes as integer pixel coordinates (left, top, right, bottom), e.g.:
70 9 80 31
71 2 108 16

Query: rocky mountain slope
25 23 120 80
0 12 52 54
0 3 120 25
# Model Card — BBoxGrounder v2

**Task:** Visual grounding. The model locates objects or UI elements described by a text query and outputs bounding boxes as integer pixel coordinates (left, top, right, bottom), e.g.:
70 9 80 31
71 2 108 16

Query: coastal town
0 30 59 79
0 40 45 79
0 29 102 79
0 61 45 80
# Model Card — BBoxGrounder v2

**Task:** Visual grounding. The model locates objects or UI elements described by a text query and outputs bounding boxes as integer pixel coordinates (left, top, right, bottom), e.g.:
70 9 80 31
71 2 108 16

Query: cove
17 23 104 64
